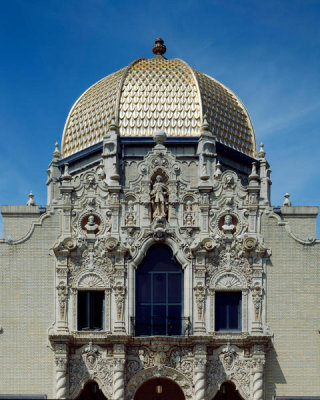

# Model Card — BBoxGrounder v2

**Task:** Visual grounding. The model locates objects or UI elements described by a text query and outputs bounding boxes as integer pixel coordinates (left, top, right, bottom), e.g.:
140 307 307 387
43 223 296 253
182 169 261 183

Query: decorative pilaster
194 282 206 333
113 282 126 333
55 344 68 399
113 344 126 400
251 283 263 333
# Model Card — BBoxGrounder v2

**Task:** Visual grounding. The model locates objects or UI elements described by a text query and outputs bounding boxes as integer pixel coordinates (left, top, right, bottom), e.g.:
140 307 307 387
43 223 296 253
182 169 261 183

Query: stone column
252 358 265 400
55 346 68 399
194 345 207 400
113 344 126 400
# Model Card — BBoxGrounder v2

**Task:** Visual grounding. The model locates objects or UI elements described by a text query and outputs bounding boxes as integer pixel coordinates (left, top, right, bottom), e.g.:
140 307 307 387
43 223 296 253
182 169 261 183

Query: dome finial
152 38 166 56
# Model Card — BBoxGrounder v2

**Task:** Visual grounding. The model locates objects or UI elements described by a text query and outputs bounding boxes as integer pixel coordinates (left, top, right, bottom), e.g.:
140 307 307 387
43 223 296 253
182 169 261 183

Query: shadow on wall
265 345 286 400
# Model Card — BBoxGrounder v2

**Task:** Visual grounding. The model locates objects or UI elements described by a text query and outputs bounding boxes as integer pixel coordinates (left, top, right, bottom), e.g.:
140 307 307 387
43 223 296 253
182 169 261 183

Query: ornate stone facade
1 39 319 399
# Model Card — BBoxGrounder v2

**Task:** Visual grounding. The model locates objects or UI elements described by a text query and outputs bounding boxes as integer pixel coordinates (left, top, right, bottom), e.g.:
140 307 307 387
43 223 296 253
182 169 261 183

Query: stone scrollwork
243 236 257 252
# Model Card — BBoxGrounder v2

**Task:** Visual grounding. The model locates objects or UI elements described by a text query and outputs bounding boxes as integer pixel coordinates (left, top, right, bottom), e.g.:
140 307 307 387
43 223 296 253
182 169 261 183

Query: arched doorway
75 381 107 400
212 381 244 400
134 377 185 400
135 244 183 336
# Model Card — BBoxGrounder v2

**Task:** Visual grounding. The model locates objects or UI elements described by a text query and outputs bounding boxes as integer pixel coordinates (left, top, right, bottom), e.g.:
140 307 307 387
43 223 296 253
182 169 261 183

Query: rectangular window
215 291 242 331
78 291 105 331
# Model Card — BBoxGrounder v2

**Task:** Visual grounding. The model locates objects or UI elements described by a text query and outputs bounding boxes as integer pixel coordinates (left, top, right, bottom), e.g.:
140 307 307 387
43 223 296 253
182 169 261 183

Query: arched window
135 244 183 336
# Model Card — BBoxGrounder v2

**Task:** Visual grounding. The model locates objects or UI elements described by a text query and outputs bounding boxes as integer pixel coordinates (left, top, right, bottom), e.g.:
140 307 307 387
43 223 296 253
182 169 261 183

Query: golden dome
61 43 256 158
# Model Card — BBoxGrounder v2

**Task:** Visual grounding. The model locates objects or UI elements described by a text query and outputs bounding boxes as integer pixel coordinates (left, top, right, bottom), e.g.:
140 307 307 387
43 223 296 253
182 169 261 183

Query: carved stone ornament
206 346 251 400
194 282 206 320
150 174 168 219
68 244 115 287
69 349 113 400
207 248 253 287
81 213 101 235
126 345 194 383
53 237 77 256
251 282 263 321
56 281 68 319
82 340 99 370
113 282 126 321
220 214 237 235
105 236 119 251
243 236 257 251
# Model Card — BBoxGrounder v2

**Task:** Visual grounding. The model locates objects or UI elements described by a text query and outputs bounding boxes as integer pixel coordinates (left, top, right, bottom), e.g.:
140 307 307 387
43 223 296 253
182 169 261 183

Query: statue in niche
221 214 236 234
84 215 99 234
151 175 167 218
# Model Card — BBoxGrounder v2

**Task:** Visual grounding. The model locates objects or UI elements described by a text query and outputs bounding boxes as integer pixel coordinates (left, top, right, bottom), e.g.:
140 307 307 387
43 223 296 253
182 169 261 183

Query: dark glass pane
215 298 227 331
153 274 166 303
229 302 241 330
215 292 241 331
168 274 181 303
91 291 104 330
135 244 183 337
138 245 181 273
153 306 166 335
136 305 151 336
136 273 151 303
78 291 89 330
168 305 182 335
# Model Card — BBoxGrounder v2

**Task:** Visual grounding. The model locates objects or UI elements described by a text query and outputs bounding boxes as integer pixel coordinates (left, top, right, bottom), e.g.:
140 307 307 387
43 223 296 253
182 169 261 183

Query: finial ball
152 38 166 56
153 130 167 144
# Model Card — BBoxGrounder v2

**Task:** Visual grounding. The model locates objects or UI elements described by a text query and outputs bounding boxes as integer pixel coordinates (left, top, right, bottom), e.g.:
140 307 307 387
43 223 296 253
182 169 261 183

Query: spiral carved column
194 358 206 400
113 358 125 400
252 359 265 400
55 357 67 399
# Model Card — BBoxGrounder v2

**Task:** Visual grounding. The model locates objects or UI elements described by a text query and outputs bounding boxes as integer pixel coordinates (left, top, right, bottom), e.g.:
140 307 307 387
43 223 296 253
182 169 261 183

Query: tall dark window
78 291 105 331
215 291 242 331
135 244 183 336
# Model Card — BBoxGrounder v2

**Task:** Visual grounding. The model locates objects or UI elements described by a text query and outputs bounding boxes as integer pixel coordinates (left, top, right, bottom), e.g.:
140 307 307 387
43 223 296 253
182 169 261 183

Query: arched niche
75 380 108 400
127 237 192 335
134 377 185 400
211 381 244 400
135 244 184 336
126 366 193 400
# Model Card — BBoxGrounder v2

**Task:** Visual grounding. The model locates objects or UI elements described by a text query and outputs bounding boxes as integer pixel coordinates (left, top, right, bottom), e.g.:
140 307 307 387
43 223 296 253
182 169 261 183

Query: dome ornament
152 38 166 56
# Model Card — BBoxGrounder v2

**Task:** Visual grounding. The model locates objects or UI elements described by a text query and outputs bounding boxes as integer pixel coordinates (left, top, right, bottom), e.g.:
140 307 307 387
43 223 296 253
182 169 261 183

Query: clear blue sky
0 0 319 235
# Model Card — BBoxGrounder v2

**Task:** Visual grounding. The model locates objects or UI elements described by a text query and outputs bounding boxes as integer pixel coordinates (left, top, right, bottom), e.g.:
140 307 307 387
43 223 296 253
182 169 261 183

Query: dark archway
75 381 107 400
134 377 185 400
212 381 244 400
135 244 183 336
